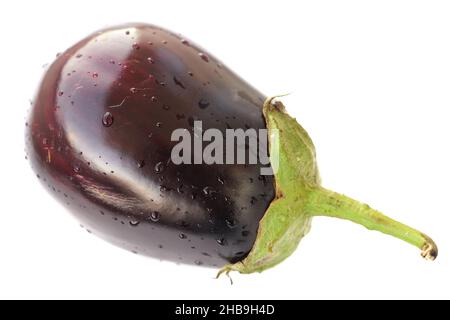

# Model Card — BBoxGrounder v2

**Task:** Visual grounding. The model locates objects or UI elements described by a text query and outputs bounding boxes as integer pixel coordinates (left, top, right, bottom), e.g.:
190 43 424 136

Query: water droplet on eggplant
102 112 114 127
198 53 209 62
150 211 160 222
130 220 140 227
198 98 209 109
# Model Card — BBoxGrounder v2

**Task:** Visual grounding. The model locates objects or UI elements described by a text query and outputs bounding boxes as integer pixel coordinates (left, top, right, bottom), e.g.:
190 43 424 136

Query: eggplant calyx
217 96 437 278
218 96 319 275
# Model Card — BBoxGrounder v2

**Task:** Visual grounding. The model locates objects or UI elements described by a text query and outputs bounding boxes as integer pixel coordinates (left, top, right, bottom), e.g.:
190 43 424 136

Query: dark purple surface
26 24 275 267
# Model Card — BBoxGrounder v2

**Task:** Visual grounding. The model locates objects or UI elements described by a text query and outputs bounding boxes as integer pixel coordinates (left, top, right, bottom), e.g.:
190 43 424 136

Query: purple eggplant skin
25 24 275 267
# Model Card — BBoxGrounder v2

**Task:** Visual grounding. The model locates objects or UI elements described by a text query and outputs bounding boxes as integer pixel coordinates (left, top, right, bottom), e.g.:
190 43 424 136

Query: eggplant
26 23 437 275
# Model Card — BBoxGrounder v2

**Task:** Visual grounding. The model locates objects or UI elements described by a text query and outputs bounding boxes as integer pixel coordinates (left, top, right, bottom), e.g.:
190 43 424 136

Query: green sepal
218 97 437 277
218 97 320 275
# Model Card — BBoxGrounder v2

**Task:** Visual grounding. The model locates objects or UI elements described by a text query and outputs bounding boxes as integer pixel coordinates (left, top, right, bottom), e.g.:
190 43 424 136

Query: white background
1 0 449 299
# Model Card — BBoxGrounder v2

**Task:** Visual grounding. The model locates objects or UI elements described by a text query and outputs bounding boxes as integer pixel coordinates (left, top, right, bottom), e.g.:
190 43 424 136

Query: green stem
306 187 438 260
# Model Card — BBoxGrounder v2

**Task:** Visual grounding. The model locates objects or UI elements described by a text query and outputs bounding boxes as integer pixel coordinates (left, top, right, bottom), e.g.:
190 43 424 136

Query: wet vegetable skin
27 23 437 275
26 24 275 267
